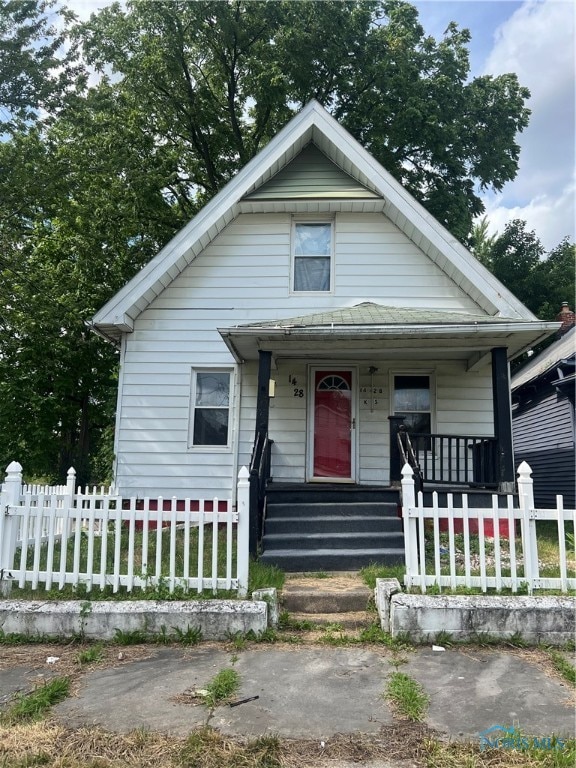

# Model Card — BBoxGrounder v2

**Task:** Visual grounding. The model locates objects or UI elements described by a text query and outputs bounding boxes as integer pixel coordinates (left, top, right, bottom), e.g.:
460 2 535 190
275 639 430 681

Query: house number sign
289 374 304 398
360 386 383 408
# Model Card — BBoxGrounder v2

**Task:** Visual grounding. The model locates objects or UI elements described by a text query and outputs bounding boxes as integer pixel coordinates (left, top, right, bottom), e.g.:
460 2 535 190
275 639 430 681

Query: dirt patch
0 642 155 692
283 572 370 593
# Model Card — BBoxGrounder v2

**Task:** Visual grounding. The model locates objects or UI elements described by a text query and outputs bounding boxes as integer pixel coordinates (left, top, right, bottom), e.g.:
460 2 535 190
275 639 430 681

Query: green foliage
249 560 285 593
0 630 55 645
471 218 575 325
202 668 240 708
0 0 79 131
76 643 104 664
113 628 148 645
1 677 70 723
360 563 405 589
547 649 576 686
172 625 203 646
385 671 429 721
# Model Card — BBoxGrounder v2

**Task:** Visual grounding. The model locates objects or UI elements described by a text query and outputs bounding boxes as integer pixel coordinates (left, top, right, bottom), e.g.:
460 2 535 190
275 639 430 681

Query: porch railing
248 433 273 556
390 419 498 487
410 433 498 486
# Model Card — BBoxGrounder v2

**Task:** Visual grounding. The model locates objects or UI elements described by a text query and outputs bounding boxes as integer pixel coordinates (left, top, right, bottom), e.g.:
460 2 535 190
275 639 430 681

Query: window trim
290 217 335 294
188 366 235 451
390 371 436 434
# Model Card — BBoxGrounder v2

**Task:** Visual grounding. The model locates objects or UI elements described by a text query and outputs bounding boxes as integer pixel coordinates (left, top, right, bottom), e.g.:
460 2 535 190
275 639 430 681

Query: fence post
65 467 76 536
66 467 76 497
237 466 250 597
0 461 23 591
517 461 538 592
401 462 417 589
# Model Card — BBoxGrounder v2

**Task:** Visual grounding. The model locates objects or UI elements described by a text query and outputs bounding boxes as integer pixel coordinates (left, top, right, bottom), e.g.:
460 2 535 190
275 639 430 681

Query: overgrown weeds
201 668 240 708
385 672 429 721
1 677 70 724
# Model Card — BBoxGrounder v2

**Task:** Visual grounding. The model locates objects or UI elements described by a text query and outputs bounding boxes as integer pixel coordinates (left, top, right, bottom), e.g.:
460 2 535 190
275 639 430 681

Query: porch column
255 350 272 440
491 347 515 492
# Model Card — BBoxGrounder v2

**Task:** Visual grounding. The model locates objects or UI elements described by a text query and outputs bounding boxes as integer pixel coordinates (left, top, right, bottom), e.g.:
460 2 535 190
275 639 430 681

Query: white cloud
480 0 576 249
66 0 116 22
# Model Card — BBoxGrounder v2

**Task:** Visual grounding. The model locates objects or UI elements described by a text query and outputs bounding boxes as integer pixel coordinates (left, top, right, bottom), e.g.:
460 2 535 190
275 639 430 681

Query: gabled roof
92 100 541 341
512 327 576 390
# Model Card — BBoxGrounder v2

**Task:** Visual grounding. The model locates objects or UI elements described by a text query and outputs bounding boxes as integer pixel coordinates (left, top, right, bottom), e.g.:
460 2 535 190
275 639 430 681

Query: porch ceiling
218 304 559 370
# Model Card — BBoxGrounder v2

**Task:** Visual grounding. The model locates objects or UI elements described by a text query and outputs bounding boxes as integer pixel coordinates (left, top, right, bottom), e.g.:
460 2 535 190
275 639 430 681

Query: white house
92 101 557 568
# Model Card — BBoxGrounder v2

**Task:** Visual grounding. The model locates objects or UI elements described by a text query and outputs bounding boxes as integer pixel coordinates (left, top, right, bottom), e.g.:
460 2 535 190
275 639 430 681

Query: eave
218 320 559 370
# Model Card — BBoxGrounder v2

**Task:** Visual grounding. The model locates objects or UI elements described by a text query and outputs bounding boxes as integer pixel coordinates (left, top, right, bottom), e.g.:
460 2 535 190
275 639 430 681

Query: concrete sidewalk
2 644 574 746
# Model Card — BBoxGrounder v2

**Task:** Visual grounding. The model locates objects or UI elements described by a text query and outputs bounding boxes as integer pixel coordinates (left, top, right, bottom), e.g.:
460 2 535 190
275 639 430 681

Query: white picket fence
401 461 576 594
0 462 250 596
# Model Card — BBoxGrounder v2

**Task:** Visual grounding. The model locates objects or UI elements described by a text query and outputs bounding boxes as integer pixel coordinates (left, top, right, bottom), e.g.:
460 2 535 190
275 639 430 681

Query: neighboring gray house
512 315 575 508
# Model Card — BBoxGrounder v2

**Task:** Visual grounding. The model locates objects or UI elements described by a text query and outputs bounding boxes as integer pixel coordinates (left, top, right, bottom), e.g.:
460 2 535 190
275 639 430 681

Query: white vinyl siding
113 212 493 497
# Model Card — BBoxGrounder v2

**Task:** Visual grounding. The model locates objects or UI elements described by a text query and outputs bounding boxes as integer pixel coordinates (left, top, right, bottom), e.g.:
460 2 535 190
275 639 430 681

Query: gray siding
513 387 575 507
245 144 379 199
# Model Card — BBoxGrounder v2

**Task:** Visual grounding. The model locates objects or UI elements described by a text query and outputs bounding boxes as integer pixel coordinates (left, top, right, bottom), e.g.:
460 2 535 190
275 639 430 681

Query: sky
67 0 575 252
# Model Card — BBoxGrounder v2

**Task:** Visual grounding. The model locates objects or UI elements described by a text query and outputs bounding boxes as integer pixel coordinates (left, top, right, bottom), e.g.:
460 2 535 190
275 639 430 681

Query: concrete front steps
281 573 374 630
260 485 404 572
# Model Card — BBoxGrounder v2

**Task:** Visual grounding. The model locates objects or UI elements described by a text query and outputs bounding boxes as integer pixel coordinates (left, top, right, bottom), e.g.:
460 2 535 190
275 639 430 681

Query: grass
416 521 576 596
546 649 576 686
1 677 70 724
385 671 429 721
248 559 285 593
76 643 104 664
360 562 406 589
9 536 286 602
201 668 241 708
10 523 238 600
179 727 281 767
0 708 573 767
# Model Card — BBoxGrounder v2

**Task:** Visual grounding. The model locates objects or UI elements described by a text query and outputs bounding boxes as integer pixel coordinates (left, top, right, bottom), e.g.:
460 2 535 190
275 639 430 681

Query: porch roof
218 302 559 370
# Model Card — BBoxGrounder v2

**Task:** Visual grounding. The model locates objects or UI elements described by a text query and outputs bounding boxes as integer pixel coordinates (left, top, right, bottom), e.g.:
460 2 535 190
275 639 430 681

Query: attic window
292 221 333 292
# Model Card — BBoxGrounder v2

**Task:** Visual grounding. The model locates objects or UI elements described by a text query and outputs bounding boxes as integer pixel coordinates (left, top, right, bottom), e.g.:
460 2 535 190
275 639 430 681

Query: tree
78 0 530 237
0 87 180 485
471 217 575 320
0 0 80 131
0 0 533 483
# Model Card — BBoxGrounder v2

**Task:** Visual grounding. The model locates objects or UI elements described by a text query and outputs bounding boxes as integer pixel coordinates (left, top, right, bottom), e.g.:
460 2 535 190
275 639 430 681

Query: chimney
556 302 575 337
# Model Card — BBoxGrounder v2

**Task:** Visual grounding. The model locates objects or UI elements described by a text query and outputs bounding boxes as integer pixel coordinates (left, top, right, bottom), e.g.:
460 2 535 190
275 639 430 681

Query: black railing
410 433 498 486
248 433 273 556
397 425 424 494
390 420 498 487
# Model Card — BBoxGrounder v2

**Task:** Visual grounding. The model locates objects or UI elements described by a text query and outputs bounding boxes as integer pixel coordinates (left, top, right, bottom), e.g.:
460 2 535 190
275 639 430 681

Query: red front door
313 370 353 479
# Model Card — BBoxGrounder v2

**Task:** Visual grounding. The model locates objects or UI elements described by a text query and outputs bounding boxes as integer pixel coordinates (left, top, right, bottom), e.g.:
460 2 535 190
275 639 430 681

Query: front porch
220 303 557 566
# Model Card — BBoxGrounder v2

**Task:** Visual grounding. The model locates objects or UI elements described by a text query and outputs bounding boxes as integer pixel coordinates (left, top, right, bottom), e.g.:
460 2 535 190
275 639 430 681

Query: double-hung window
393 374 432 435
292 221 333 292
189 369 232 448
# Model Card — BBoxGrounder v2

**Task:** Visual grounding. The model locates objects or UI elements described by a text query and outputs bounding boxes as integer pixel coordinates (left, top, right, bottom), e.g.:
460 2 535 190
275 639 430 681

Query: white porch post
236 466 250 597
0 461 23 588
401 462 417 588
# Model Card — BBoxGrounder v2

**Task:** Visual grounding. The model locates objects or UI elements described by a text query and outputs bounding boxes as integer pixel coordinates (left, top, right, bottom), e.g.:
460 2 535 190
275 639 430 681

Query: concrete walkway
2 644 574 746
